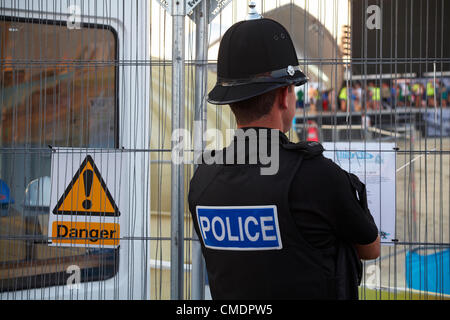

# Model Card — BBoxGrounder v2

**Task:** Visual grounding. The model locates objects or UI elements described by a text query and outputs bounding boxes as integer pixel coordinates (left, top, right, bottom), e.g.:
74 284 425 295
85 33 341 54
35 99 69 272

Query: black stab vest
188 132 341 300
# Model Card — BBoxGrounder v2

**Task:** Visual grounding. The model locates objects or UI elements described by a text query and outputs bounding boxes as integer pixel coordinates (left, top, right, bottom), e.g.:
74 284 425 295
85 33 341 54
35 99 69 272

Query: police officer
188 10 380 300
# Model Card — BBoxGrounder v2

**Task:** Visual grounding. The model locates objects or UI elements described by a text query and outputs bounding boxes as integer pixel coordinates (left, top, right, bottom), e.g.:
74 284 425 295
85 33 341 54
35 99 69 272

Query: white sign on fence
323 142 396 244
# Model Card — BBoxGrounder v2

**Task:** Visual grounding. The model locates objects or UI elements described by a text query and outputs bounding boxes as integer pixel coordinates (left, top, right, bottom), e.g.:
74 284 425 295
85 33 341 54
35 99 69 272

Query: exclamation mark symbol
82 169 93 210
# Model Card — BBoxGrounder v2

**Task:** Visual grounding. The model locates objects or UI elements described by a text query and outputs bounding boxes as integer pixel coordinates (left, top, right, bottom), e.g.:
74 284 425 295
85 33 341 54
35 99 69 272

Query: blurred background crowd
296 78 450 113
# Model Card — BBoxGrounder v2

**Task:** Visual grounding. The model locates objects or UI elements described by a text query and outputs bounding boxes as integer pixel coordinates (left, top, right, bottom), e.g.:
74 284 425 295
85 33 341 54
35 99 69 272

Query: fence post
171 0 186 300
192 0 209 300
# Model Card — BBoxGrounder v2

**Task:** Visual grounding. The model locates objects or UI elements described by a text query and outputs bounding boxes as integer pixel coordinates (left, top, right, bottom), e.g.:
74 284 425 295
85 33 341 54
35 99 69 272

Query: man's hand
355 234 380 260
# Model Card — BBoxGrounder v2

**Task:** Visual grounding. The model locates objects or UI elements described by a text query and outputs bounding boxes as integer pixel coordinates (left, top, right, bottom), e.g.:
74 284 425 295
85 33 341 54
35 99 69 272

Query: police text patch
196 205 282 251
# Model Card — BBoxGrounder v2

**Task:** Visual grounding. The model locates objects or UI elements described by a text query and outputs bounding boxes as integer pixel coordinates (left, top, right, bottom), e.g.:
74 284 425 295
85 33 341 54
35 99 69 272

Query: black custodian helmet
207 17 308 105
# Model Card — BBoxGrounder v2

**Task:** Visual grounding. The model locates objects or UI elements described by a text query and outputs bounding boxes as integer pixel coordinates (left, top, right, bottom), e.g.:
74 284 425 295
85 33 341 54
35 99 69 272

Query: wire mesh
0 0 449 300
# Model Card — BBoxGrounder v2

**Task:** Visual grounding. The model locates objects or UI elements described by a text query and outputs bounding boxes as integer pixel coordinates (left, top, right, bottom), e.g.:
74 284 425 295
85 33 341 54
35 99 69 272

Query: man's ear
277 86 289 110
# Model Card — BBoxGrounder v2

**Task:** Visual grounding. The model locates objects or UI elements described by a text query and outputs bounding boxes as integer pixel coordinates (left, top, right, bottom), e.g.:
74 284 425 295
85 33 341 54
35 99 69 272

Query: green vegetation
359 287 450 300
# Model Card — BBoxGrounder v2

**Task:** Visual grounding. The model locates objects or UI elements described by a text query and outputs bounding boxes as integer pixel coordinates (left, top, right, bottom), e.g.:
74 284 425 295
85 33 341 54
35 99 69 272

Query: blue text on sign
196 205 282 251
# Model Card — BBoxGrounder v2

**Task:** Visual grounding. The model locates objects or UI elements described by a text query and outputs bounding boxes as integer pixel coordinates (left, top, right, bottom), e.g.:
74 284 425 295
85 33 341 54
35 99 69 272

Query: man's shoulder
280 141 346 181
281 141 324 159
293 148 349 183
282 141 340 170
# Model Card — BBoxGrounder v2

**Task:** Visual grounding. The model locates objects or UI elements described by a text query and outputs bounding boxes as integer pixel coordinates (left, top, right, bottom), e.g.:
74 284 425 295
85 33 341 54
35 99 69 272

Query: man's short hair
230 86 292 124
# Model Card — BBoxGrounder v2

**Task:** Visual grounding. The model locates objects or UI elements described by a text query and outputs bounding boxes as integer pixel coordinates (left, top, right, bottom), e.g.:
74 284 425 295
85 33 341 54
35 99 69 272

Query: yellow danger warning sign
52 155 120 217
52 221 120 246
49 151 123 248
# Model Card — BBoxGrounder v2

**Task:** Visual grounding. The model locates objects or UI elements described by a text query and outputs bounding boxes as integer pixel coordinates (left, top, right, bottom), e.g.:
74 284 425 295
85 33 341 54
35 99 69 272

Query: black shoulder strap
335 174 366 299
345 172 376 224
335 239 363 300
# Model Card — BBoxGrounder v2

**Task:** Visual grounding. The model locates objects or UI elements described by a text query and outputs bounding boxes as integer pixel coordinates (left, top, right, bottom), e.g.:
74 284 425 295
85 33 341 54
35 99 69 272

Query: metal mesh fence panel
0 0 448 300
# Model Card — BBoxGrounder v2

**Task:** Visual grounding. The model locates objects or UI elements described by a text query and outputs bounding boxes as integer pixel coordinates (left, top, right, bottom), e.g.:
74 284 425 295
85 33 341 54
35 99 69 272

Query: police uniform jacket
188 128 379 300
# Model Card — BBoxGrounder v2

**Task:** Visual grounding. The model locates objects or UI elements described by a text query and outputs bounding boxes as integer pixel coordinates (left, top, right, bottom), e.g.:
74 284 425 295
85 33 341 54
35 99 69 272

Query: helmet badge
287 65 295 77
